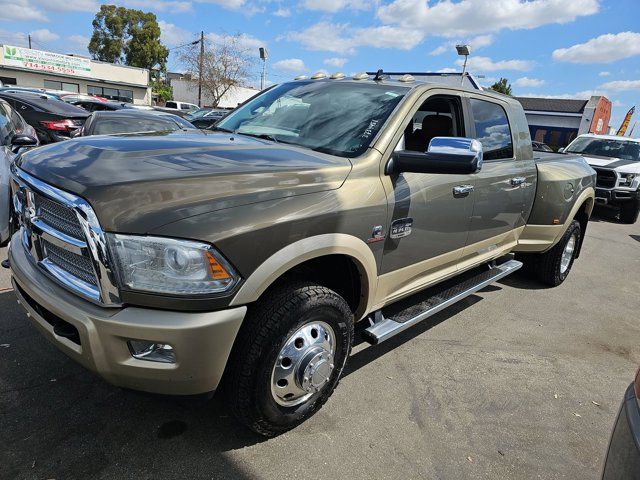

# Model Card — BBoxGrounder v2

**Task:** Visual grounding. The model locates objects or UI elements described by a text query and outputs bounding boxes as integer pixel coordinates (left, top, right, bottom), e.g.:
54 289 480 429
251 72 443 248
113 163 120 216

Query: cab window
404 95 465 152
470 99 513 160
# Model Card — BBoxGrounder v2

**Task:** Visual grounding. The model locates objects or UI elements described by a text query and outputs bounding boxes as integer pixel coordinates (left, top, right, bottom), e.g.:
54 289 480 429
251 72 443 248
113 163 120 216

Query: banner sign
616 106 635 136
2 45 91 78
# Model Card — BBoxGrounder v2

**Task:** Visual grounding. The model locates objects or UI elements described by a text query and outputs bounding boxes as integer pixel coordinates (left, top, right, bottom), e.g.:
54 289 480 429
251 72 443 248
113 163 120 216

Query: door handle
510 177 526 187
453 184 474 197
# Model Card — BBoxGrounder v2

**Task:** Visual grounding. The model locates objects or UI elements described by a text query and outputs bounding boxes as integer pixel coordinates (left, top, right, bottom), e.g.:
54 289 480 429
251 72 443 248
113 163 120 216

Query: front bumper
595 188 640 205
9 234 246 395
602 384 640 479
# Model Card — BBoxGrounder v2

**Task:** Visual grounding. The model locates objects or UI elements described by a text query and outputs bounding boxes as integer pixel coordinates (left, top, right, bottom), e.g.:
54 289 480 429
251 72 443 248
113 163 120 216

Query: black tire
619 200 640 224
225 281 354 437
532 220 581 287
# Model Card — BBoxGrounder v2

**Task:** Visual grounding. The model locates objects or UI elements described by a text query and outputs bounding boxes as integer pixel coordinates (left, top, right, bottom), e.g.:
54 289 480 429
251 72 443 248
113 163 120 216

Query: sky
0 0 639 133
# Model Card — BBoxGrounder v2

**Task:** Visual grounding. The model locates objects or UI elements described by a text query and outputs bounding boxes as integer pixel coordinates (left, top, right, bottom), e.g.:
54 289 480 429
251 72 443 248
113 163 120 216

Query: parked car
59 94 108 103
602 366 640 479
563 134 640 223
0 87 61 100
185 108 228 129
75 110 197 137
154 101 199 118
532 140 553 152
0 98 38 247
71 100 132 112
0 92 88 144
6 76 596 437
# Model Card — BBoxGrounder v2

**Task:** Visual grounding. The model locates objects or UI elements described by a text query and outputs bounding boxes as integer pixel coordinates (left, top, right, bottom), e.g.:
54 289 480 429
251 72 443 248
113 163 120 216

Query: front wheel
619 199 640 224
225 281 353 437
532 220 582 287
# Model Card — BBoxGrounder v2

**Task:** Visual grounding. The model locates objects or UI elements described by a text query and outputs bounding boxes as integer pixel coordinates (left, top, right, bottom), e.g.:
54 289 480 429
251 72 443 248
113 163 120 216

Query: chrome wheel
271 321 336 407
560 234 576 274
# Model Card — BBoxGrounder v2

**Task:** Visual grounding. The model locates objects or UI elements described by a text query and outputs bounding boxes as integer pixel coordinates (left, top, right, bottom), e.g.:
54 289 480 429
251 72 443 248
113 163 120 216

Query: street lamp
456 44 471 86
259 47 268 90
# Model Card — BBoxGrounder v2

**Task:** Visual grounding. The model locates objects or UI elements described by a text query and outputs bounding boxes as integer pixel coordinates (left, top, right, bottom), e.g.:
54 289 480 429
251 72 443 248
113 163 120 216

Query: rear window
470 98 514 160
92 115 184 135
165 102 177 109
16 94 88 116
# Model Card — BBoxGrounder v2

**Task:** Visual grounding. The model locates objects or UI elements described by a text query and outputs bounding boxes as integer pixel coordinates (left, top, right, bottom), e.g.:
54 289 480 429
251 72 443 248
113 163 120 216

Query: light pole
259 47 268 90
456 44 471 86
198 31 204 107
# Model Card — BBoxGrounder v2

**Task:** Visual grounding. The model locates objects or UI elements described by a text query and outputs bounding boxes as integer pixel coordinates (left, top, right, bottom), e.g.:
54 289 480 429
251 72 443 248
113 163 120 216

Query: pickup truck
6 74 596 437
153 101 199 118
563 134 639 223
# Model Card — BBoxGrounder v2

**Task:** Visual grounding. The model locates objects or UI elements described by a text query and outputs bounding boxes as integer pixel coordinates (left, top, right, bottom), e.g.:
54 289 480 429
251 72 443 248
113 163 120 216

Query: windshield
216 81 407 157
566 137 640 161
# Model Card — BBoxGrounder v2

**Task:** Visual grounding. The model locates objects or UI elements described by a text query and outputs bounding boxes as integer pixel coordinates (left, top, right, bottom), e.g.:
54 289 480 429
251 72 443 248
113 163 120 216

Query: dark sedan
76 110 197 137
602 367 640 479
0 92 88 144
185 108 228 129
71 100 132 112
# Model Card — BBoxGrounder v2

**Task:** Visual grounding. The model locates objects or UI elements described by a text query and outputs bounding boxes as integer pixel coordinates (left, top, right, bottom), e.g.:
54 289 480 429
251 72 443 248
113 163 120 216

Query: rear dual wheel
225 281 353 437
531 220 582 287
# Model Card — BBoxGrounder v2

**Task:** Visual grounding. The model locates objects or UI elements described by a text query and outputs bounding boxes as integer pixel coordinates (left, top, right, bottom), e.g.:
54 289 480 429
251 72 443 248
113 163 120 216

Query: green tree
490 78 512 96
88 5 168 71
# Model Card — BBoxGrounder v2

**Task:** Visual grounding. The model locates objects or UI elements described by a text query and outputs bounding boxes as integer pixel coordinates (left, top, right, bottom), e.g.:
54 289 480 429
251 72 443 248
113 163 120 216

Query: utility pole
197 31 204 107
259 47 268 90
28 35 32 49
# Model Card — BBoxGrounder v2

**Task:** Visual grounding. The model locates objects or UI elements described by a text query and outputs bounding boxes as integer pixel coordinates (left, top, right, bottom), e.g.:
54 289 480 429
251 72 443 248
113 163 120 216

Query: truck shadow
0 289 263 480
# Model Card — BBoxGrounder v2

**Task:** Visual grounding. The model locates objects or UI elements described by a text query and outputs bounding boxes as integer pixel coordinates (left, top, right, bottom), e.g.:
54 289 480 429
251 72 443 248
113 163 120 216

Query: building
168 75 259 109
0 44 152 105
515 96 612 150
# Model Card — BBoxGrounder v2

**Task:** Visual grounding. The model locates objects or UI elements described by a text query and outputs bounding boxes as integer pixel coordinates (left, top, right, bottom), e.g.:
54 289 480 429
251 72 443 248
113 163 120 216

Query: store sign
2 45 91 78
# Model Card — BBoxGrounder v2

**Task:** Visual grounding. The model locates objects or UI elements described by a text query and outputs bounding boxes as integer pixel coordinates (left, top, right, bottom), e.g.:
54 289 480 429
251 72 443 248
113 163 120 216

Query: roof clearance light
311 71 327 79
294 75 308 80
330 72 345 80
353 72 369 80
398 74 415 83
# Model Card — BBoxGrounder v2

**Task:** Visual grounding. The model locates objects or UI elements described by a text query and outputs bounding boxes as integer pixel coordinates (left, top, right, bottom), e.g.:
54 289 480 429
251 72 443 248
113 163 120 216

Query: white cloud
68 35 90 49
286 22 422 54
29 28 59 43
436 67 458 73
159 21 192 47
196 0 245 10
513 76 545 88
273 58 306 72
430 34 493 56
35 0 97 12
552 32 640 64
120 0 192 12
599 80 640 91
377 0 599 37
455 55 533 72
599 71 611 77
0 29 27 47
273 7 290 17
324 57 348 68
302 0 370 13
0 0 48 21
206 32 266 51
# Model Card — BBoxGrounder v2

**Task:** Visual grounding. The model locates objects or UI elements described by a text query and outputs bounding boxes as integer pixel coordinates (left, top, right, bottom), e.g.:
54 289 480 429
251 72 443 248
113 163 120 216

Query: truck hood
17 131 352 233
581 154 640 173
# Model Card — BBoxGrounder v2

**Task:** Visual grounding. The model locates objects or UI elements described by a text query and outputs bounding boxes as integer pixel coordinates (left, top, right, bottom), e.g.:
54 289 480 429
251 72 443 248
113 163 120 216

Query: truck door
460 96 531 267
376 93 475 305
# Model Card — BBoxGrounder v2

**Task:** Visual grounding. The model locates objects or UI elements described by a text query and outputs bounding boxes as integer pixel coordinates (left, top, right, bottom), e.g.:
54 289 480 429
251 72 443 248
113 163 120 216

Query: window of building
43 80 79 93
88 85 134 103
470 98 514 161
0 76 17 86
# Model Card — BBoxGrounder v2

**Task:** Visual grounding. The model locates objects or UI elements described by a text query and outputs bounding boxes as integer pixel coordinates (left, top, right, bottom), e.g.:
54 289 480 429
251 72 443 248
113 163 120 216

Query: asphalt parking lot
1 207 639 480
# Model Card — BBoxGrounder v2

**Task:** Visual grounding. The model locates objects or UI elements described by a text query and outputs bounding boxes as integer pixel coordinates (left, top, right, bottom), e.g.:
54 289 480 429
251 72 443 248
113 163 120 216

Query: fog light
128 340 176 363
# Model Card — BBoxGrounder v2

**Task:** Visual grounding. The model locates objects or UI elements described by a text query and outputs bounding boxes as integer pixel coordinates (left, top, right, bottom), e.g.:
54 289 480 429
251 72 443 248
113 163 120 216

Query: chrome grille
35 194 84 239
593 168 617 189
11 166 122 306
42 240 97 286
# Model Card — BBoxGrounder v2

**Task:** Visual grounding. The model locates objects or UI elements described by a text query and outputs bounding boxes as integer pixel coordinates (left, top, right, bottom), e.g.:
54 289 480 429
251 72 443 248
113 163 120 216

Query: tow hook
1 259 9 269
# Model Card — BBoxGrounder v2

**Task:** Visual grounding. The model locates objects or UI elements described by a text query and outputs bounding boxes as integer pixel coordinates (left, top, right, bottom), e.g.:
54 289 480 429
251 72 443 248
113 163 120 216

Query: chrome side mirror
427 137 483 173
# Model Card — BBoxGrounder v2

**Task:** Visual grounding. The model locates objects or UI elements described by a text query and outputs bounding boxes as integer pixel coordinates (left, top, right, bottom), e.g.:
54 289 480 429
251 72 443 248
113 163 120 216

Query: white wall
171 79 259 108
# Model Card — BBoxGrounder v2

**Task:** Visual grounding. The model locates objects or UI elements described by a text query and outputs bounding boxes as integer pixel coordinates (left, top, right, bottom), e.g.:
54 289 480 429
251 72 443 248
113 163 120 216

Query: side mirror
557 147 565 153
10 133 38 153
70 128 83 138
388 137 483 175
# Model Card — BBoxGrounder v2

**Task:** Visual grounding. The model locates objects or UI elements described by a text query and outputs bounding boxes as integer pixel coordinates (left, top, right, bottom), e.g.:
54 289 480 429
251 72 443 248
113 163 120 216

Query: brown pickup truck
7 73 595 436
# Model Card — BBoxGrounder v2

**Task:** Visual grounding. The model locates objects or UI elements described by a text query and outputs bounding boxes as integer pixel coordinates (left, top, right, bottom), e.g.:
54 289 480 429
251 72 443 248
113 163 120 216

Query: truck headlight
619 173 636 187
106 234 239 295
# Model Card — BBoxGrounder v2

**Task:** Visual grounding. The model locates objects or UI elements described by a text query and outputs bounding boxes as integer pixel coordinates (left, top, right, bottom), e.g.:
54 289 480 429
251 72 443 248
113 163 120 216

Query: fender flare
229 233 378 318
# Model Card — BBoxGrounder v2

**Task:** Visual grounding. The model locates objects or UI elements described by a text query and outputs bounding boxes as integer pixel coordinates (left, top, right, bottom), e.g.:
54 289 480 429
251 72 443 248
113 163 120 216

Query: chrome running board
363 259 523 345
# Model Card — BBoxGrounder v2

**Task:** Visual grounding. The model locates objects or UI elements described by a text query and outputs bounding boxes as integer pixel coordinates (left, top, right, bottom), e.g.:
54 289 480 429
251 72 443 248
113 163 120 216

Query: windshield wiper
209 126 234 133
237 132 279 143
